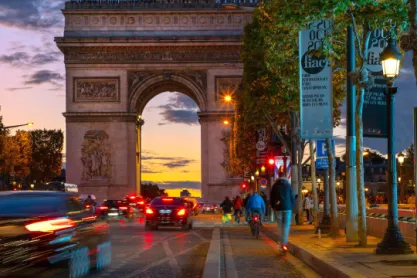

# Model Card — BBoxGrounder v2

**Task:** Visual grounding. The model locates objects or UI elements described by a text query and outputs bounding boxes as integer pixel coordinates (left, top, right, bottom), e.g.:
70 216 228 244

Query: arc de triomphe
56 0 255 202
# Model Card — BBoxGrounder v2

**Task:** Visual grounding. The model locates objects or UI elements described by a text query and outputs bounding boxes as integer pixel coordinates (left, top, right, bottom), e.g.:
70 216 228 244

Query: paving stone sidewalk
262 224 417 278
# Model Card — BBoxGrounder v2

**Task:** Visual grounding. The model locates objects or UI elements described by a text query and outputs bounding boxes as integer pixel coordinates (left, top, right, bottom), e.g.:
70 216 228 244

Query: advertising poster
299 20 333 139
363 29 388 138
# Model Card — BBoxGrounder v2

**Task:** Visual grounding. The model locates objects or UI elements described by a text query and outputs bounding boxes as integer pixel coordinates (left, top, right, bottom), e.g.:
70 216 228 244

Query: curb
262 227 368 278
202 228 221 278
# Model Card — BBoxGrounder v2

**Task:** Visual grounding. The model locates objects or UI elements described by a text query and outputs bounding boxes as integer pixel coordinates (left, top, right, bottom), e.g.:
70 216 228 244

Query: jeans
275 210 292 245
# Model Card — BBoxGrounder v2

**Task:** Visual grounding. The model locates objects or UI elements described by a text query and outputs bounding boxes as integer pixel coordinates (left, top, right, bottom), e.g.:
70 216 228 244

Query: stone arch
129 74 208 114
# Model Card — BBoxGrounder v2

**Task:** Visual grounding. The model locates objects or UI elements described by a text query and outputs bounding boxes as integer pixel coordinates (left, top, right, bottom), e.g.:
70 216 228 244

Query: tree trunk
297 140 304 225
326 138 340 236
355 86 367 246
310 140 319 228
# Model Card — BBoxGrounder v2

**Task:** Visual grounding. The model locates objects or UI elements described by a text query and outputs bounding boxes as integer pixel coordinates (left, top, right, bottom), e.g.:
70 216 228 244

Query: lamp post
376 37 413 254
1 122 34 131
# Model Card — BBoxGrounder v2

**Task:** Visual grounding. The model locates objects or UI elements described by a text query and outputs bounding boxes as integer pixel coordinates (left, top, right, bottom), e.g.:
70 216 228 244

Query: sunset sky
0 1 417 198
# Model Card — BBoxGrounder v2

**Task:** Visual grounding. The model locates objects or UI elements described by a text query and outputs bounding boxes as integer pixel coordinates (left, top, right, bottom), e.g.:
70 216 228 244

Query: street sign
315 139 335 169
260 178 268 187
316 158 329 169
316 139 335 158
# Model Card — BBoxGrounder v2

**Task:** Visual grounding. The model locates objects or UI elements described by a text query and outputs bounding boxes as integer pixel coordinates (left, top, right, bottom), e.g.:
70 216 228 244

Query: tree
30 129 64 182
237 1 346 230
0 131 31 180
141 183 165 199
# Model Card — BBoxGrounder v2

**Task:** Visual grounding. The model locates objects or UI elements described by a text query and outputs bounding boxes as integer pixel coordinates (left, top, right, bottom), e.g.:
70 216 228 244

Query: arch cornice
129 73 208 114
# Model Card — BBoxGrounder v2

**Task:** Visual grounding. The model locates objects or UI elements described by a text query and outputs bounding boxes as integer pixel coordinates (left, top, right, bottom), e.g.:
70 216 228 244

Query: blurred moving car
125 194 146 213
182 197 199 216
0 191 111 277
44 181 78 193
201 203 219 214
145 197 193 230
97 199 133 220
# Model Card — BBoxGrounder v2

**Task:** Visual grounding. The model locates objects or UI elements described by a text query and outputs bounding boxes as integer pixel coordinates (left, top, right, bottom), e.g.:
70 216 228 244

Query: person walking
233 195 243 223
304 193 313 224
220 196 233 223
270 171 295 252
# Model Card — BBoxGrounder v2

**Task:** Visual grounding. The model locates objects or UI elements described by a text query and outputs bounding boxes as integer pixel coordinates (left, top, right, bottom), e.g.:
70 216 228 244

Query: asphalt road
93 219 212 278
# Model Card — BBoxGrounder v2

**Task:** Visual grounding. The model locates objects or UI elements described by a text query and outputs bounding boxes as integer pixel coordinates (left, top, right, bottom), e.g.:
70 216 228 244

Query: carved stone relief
81 130 112 182
128 72 157 95
74 77 120 102
215 76 242 101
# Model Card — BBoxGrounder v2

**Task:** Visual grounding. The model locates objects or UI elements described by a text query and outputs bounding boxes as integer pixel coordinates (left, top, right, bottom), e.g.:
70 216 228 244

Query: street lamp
2 122 34 130
398 152 405 165
222 120 230 125
261 165 266 173
376 37 412 254
224 95 232 103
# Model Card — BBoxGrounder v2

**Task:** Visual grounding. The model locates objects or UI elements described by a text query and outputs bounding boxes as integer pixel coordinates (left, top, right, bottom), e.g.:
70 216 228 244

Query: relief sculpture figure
81 130 112 181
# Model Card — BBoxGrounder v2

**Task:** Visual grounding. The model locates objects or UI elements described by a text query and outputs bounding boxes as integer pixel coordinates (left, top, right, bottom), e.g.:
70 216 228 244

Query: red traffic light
241 183 247 189
268 158 275 165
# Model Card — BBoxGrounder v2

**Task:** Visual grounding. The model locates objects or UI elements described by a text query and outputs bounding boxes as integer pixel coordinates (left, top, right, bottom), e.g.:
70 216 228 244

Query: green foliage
141 183 166 199
30 129 64 182
231 0 409 175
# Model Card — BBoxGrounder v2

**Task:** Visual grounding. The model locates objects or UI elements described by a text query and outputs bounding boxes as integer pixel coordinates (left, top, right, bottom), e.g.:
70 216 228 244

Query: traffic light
241 182 247 190
268 158 275 165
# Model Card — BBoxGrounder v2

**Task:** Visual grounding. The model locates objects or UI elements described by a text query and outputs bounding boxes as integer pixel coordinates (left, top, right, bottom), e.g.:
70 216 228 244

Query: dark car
145 197 193 230
0 191 111 277
201 203 219 214
97 199 133 220
125 195 146 213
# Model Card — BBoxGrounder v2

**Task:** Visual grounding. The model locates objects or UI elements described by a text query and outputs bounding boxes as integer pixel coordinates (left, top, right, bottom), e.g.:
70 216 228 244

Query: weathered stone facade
57 1 250 202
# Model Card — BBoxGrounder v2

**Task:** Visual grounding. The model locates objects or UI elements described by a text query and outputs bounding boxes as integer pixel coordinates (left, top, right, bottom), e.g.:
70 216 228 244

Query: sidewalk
262 224 417 278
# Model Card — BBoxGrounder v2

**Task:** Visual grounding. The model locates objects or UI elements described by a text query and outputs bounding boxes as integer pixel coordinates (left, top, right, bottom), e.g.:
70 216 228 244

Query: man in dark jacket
270 171 294 251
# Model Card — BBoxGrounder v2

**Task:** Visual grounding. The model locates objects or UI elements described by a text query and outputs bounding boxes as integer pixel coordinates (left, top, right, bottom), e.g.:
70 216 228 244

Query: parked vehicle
98 199 133 220
0 191 111 277
145 197 193 230
44 182 78 193
201 203 218 214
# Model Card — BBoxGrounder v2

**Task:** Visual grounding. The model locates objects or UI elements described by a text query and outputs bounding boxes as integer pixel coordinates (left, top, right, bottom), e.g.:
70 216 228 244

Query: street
87 214 318 278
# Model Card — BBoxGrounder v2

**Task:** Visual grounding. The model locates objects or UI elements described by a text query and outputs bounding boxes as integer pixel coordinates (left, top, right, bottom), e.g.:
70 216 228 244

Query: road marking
163 241 182 277
192 231 210 242
100 232 192 275
222 231 238 278
120 243 206 278
202 228 220 278
260 231 321 278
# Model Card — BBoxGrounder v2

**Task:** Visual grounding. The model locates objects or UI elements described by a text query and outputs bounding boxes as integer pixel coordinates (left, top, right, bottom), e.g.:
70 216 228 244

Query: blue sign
260 178 268 187
316 158 329 169
316 139 335 158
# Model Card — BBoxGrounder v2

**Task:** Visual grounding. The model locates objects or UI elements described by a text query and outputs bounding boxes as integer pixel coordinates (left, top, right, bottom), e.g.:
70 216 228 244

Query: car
97 199 133 220
125 194 146 213
201 203 219 214
145 197 193 230
0 191 111 277
182 197 199 216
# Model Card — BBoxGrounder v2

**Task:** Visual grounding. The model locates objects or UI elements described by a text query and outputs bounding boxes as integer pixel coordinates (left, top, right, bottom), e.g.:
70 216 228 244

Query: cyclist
233 195 243 223
246 189 266 226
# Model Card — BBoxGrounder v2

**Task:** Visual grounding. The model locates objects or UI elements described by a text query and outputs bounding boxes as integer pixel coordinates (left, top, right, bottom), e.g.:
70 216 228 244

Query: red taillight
100 206 108 210
145 208 154 214
254 216 259 221
129 196 136 200
282 245 288 251
177 209 186 216
86 205 91 208
162 198 173 202
137 201 144 205
25 218 75 232
119 206 128 210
